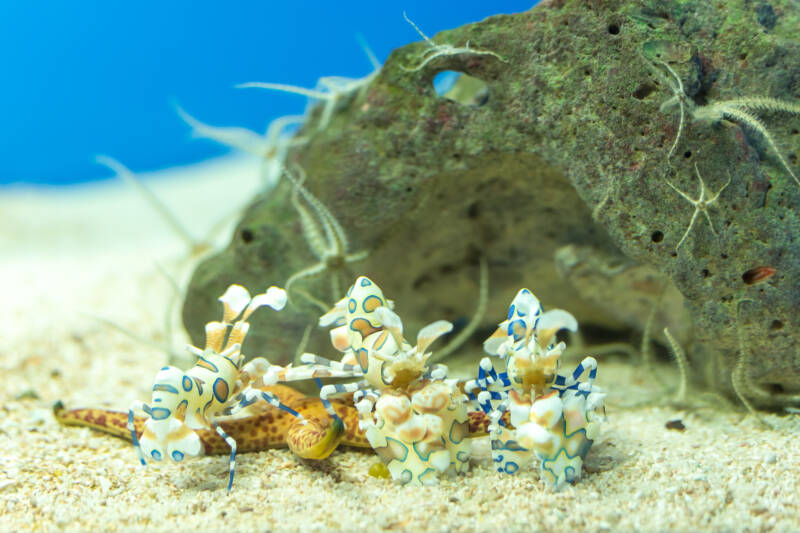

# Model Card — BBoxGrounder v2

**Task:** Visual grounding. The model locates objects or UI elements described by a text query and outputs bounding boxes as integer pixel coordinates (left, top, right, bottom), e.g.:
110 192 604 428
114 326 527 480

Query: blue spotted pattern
150 407 171 420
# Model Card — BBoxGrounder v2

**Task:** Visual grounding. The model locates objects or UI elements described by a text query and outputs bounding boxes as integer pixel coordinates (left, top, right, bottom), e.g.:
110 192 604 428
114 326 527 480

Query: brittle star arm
284 166 349 255
690 94 800 187
281 166 368 303
655 60 686 160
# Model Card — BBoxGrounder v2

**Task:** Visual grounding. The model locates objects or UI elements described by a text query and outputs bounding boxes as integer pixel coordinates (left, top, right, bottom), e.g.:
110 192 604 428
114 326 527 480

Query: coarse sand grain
1 157 799 533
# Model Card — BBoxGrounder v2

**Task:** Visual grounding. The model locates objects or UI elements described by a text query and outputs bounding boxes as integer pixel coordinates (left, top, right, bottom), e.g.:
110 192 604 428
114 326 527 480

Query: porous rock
184 0 800 404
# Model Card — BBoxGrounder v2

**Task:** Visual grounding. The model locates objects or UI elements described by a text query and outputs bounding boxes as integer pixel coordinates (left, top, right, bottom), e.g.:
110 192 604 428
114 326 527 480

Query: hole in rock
632 83 656 100
433 71 489 107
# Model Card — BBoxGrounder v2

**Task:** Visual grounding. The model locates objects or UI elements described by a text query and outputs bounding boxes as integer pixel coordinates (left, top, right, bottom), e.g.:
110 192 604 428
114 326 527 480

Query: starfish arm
675 209 701 249
702 210 718 236
54 402 287 454
54 402 143 440
322 206 350 255
667 95 685 160
705 173 732 204
236 82 332 101
317 98 338 131
719 106 800 186
96 156 198 251
285 262 327 294
725 96 800 115
400 11 505 71
283 167 343 255
692 102 726 122
292 185 329 260
660 61 684 97
290 171 352 255
176 106 266 156
286 416 345 459
344 249 370 263
430 256 489 364
291 287 331 313
401 49 453 72
659 94 679 112
317 76 360 91
264 115 306 147
665 179 697 204
403 11 434 43
330 273 342 302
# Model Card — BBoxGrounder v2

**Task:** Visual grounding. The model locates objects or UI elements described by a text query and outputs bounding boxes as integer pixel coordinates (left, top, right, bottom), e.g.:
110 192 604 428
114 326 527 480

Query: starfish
236 40 380 132
282 166 369 309
653 59 800 186
55 384 500 459
55 384 366 459
176 107 307 190
400 12 506 72
96 156 212 259
665 163 731 250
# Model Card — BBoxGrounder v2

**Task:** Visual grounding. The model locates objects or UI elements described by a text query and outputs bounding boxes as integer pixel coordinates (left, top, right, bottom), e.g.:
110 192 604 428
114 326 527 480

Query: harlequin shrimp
465 288 606 488
126 283 309 492
56 384 369 459
56 384 504 462
285 276 472 485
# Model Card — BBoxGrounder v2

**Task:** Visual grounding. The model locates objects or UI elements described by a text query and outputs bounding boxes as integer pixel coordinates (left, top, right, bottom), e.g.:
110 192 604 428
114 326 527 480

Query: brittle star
282 166 369 309
176 107 307 189
54 384 501 459
652 59 800 186
665 163 731 250
400 11 506 72
236 40 381 132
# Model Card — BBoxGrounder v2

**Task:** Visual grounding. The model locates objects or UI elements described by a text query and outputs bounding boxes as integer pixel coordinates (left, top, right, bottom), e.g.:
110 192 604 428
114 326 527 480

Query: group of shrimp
57 276 606 491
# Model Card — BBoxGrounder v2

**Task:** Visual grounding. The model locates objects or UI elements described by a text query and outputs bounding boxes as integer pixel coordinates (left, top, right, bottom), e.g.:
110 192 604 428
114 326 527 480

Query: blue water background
0 2 536 185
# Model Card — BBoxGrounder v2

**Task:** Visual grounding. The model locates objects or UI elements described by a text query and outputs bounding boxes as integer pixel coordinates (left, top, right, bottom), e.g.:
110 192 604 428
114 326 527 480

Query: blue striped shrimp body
138 344 242 463
509 370 605 489
466 288 605 488
367 380 470 486
320 275 394 356
129 284 292 492
296 275 469 485
482 288 578 396
312 276 442 389
138 366 202 463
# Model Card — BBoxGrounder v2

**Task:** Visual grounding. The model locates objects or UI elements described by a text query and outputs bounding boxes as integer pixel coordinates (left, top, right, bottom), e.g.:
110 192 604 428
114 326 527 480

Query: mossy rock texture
184 0 800 406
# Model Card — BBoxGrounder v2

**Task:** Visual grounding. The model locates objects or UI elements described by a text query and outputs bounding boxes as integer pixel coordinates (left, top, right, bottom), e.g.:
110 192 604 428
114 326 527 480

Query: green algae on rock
183 0 800 406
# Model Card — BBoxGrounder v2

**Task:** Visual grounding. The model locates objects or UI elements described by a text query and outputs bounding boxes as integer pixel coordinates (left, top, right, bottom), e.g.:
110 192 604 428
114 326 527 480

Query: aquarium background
0 1 536 186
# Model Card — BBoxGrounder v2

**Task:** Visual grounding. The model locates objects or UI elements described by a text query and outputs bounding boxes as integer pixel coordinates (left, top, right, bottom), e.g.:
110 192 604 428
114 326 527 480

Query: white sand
1 158 799 532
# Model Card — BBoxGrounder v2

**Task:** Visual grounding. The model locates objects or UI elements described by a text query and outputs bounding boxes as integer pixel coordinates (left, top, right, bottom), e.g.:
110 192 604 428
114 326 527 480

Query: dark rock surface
183 0 800 405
